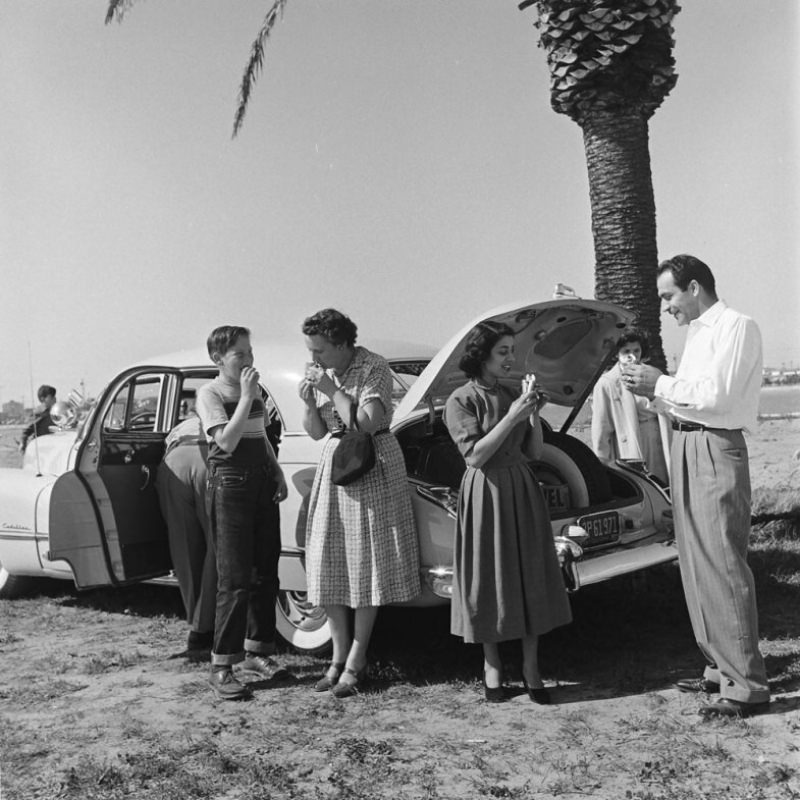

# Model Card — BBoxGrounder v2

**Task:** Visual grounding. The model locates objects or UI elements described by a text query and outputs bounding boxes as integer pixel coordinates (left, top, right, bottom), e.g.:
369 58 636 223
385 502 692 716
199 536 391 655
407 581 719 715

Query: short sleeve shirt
196 376 270 466
314 347 394 434
444 380 526 466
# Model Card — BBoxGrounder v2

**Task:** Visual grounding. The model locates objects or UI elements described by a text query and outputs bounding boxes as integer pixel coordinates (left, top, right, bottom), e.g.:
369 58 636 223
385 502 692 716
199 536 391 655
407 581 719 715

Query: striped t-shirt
196 376 270 467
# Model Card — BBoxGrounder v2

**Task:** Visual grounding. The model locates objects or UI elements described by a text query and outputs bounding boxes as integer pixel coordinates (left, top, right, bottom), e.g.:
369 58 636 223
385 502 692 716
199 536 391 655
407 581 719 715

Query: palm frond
233 0 289 138
105 0 137 25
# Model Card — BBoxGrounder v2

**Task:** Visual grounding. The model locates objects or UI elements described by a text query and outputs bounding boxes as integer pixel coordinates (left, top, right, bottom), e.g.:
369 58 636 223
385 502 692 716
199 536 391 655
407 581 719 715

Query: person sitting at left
20 384 57 453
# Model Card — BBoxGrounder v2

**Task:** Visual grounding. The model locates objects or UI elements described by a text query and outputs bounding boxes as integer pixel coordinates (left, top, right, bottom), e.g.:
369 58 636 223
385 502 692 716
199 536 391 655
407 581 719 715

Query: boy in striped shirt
196 326 289 700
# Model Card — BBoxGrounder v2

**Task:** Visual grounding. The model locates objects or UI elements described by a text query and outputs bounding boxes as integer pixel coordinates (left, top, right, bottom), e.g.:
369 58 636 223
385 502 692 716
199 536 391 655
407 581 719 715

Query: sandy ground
1 419 799 798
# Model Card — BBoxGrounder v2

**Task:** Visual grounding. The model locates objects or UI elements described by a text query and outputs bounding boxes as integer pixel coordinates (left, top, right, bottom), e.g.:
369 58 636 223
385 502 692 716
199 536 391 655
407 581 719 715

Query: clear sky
2 1 798 407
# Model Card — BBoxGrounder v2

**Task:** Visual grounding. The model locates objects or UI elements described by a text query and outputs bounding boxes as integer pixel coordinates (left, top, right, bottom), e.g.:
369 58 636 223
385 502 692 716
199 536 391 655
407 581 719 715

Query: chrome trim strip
0 531 36 541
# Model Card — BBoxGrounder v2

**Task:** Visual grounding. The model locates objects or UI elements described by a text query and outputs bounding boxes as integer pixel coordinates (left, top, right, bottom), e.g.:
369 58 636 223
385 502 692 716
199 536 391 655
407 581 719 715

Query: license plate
577 511 620 544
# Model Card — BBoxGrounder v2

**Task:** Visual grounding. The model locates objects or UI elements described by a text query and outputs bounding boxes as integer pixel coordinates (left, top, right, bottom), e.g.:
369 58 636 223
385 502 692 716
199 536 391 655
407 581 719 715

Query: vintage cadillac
0 297 676 653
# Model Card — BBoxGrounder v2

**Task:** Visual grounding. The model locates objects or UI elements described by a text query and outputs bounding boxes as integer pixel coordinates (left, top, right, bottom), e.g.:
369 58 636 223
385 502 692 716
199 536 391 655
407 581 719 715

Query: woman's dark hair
302 308 358 348
615 330 650 360
459 321 516 379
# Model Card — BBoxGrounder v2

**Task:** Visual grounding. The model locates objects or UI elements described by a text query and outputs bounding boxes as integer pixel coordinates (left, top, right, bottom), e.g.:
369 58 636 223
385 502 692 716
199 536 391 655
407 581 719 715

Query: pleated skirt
451 461 572 643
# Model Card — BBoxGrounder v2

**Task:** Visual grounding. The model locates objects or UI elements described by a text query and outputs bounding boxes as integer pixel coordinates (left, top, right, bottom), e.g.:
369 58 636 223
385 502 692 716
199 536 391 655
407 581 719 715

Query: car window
105 383 129 431
103 375 165 433
176 376 209 423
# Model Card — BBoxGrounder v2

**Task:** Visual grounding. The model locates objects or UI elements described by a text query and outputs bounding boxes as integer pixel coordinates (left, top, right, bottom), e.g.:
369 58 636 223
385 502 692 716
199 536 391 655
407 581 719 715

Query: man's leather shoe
675 677 720 694
209 667 252 700
699 698 770 719
239 653 292 682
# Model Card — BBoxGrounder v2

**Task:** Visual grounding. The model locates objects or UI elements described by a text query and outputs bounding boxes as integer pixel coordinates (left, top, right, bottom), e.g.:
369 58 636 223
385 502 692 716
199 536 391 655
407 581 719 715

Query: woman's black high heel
522 677 551 705
483 675 507 703
313 661 345 693
331 666 368 698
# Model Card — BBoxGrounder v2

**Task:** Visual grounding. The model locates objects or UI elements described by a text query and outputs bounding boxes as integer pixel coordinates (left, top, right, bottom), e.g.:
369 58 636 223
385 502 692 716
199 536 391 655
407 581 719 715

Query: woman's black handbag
331 407 375 486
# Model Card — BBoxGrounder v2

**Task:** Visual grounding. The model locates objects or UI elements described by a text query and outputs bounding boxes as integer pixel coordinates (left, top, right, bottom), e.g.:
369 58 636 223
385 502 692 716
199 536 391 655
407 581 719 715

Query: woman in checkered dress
300 309 420 697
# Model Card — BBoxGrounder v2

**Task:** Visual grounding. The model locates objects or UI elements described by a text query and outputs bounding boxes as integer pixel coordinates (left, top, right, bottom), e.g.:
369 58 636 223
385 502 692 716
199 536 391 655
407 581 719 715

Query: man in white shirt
622 254 770 718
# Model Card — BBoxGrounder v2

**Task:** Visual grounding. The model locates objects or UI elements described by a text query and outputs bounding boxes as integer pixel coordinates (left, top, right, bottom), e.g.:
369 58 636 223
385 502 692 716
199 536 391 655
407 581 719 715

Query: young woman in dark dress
444 322 572 703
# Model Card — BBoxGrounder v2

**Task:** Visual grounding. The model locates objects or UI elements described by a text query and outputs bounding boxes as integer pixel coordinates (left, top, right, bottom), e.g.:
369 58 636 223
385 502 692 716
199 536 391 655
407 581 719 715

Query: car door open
48 367 183 589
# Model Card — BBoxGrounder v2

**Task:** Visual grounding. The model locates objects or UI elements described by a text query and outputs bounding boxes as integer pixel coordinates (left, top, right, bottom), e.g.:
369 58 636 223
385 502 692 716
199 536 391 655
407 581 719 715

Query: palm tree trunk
582 110 666 370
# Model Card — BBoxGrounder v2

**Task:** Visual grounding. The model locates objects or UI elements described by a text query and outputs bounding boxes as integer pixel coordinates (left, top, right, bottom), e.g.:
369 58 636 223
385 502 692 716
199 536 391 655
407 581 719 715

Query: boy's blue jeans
206 463 281 667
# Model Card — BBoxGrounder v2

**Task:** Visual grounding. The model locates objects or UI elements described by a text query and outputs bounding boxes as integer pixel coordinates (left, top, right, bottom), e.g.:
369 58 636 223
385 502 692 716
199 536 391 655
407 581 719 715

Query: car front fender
0 468 56 575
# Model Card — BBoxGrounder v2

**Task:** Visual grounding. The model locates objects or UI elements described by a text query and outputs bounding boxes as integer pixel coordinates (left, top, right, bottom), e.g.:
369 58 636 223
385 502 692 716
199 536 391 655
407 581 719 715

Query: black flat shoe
483 677 507 703
331 666 368 698
314 661 345 693
522 678 551 705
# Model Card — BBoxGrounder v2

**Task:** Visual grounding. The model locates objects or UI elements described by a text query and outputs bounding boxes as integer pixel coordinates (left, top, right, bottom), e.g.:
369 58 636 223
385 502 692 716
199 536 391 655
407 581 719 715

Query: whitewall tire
275 590 332 656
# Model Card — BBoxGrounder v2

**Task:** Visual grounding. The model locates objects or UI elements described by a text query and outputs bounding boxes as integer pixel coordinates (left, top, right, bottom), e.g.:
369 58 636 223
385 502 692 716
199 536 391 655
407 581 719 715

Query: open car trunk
397 412 644 534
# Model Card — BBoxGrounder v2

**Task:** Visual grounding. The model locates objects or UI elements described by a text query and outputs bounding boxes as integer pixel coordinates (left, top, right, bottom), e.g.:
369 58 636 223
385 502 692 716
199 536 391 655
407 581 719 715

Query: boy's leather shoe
209 667 251 700
698 698 770 719
240 654 291 682
675 677 721 694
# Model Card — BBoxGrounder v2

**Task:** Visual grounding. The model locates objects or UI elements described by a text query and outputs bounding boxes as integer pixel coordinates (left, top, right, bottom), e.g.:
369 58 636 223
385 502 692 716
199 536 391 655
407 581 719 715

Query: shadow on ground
25 521 800 705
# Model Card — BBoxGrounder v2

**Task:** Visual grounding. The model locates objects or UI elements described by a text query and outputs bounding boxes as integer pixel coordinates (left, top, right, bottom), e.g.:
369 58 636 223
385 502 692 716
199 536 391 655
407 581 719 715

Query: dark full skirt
451 462 572 644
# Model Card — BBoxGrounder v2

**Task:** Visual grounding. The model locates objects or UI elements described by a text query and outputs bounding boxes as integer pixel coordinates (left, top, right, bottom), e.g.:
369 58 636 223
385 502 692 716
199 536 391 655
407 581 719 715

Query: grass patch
1 678 89 706
82 649 150 675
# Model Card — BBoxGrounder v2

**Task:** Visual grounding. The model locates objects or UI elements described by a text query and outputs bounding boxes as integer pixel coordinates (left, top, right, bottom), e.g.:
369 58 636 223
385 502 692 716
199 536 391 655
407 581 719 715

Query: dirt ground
1 420 800 799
